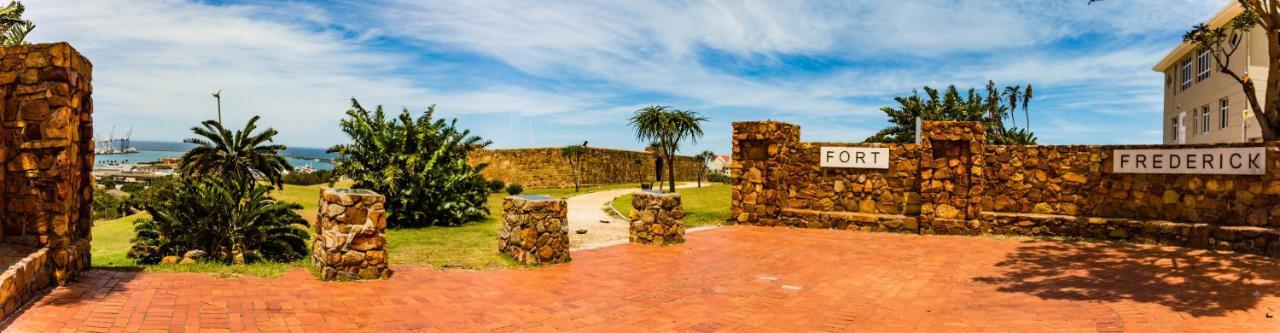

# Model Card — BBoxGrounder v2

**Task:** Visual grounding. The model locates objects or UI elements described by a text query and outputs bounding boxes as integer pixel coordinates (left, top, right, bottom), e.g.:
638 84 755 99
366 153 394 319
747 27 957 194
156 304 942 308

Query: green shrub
92 190 126 221
640 183 653 190
328 99 491 227
282 170 335 186
128 179 309 264
487 180 506 193
505 184 524 195
707 173 730 184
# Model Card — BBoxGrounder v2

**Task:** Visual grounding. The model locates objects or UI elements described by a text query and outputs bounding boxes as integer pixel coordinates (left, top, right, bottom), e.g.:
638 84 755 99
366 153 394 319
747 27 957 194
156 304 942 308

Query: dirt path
565 182 699 249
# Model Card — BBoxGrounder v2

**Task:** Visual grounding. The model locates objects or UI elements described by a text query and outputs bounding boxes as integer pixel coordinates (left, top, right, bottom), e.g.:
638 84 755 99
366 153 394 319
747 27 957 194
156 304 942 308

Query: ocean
95 140 336 170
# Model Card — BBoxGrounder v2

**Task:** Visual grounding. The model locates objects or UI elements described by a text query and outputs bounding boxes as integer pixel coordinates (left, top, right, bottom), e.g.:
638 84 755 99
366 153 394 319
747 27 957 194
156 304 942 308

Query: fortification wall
733 120 1280 256
470 147 703 188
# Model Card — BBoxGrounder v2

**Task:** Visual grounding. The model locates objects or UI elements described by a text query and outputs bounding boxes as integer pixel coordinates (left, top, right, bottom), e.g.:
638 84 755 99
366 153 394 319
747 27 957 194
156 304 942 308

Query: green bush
282 170 335 186
487 180 506 193
92 190 126 221
707 173 730 184
329 99 491 227
128 179 309 264
505 184 524 195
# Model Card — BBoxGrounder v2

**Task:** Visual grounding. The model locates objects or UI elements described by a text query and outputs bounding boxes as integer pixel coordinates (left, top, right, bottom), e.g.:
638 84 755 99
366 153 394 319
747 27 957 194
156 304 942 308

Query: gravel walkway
565 183 699 249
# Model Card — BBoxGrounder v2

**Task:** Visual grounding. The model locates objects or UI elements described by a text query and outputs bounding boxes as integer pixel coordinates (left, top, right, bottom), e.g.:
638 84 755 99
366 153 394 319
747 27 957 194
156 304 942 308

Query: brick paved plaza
4 226 1279 332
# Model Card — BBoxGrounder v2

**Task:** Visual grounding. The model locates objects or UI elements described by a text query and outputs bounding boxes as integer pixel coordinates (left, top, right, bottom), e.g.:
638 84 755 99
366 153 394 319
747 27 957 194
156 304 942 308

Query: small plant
707 173 731 184
487 180 506 193
640 183 653 190
505 184 524 195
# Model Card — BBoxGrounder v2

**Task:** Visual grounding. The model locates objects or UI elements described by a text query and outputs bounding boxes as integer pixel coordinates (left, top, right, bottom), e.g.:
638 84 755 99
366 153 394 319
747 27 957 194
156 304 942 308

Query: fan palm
180 116 293 188
630 106 707 192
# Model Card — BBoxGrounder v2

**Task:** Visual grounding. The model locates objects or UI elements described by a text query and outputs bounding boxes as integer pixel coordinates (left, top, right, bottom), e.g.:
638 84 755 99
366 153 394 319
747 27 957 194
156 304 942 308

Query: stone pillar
629 191 685 245
731 121 800 226
0 43 94 287
314 188 391 281
500 195 569 265
918 121 986 234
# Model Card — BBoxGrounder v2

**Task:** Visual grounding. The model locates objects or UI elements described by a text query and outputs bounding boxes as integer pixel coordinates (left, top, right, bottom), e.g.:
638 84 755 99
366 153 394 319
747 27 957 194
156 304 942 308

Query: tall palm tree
180 115 293 189
1003 85 1021 128
695 150 717 187
1021 84 1034 130
560 143 587 192
630 106 706 192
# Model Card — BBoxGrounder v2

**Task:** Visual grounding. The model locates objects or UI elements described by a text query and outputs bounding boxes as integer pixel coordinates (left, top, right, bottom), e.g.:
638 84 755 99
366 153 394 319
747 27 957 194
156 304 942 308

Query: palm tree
560 143 587 192
0 1 34 47
630 106 707 192
180 115 293 189
695 150 716 187
1002 84 1035 131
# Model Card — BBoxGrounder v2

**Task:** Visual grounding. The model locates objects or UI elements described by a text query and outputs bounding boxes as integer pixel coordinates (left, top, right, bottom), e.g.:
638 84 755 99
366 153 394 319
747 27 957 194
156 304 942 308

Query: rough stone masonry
0 43 93 320
313 188 392 281
500 195 570 265
629 191 686 246
733 120 1280 257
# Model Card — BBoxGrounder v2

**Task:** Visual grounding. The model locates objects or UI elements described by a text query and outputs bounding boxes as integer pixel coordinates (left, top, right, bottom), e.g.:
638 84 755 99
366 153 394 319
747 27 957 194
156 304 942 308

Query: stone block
629 191 685 246
499 195 569 265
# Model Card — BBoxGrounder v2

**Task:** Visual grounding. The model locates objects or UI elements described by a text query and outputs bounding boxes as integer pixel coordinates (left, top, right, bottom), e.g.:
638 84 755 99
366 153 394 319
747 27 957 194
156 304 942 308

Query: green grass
89 181 657 276
612 184 732 228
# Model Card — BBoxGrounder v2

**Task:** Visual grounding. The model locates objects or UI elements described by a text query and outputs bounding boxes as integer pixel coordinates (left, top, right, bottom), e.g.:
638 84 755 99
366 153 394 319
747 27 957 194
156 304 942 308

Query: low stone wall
0 246 50 319
500 196 569 265
470 147 704 188
732 119 1280 257
629 191 685 245
313 188 391 281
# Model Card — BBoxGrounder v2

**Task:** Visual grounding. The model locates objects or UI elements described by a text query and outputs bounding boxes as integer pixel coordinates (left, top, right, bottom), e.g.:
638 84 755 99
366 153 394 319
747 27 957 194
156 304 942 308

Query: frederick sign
820 147 890 169
1113 147 1266 175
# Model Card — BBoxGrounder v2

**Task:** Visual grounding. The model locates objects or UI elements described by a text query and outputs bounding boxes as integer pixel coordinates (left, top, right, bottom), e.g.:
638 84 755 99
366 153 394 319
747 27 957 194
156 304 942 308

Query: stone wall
470 147 704 188
0 43 93 321
629 191 685 246
732 120 1280 257
499 195 570 265
313 188 392 281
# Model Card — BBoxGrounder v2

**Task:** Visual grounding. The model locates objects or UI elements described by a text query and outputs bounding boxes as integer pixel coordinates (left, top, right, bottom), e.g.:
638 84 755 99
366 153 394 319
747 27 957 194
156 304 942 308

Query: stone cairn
500 195 570 265
313 188 391 281
629 191 686 245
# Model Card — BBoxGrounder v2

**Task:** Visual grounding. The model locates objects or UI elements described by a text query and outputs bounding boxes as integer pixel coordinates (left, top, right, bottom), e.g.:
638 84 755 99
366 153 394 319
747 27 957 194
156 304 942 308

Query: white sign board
820 147 890 169
1113 147 1267 175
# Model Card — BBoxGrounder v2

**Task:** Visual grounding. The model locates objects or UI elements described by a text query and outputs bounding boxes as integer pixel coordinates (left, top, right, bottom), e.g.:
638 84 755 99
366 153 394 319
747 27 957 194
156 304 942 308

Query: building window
1181 57 1194 91
1220 98 1230 129
1197 49 1212 81
1171 117 1179 142
1201 106 1211 133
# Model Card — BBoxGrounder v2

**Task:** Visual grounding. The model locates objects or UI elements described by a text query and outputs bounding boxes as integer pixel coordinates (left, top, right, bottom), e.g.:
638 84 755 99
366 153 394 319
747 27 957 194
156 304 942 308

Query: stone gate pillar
918 121 986 234
731 121 799 226
314 188 392 280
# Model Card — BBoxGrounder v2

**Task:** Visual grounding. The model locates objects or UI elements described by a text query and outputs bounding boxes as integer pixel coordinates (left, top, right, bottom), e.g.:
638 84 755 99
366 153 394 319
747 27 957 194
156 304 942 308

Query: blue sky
30 0 1227 154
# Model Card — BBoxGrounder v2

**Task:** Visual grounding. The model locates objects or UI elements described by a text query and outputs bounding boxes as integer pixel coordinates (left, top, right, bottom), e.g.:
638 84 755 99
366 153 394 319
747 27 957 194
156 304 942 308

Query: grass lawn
89 181 656 276
611 184 732 228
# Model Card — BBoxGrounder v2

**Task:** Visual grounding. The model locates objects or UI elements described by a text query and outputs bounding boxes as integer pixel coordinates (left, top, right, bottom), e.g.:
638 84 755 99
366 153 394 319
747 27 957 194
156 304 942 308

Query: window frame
1220 98 1230 129
1201 106 1211 134
1181 57 1194 91
1196 49 1212 81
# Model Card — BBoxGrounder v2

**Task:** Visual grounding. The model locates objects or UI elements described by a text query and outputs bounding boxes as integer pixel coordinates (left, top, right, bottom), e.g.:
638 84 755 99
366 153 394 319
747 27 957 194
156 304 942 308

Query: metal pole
212 89 223 124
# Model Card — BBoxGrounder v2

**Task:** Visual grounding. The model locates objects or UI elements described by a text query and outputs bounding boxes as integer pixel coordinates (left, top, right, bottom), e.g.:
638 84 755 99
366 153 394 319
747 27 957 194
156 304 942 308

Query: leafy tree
128 179 309 264
0 1 33 47
180 115 293 189
560 143 587 192
328 99 491 227
1091 0 1280 140
630 106 707 192
695 150 716 187
866 82 1038 145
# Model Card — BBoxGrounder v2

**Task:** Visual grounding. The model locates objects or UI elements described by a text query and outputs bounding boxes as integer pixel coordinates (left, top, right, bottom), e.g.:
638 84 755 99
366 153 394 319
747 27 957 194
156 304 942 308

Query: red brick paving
5 226 1280 332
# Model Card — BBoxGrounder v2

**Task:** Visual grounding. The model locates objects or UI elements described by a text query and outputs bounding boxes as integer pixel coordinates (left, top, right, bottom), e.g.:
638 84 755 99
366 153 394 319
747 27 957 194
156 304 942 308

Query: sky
28 0 1229 154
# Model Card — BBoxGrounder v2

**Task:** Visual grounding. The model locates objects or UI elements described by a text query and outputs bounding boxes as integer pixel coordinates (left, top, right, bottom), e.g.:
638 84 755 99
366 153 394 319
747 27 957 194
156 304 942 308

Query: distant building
1153 2 1267 144
707 155 732 175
